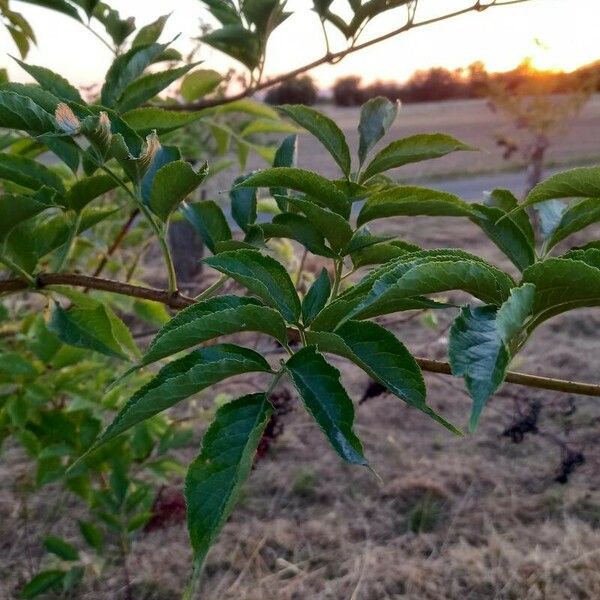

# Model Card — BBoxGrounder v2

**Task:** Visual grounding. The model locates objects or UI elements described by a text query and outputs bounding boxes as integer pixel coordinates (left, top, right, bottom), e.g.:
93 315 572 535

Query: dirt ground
2 97 600 599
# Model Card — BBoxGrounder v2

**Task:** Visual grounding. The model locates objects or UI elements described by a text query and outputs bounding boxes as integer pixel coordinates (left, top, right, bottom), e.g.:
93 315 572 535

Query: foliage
0 1 599 598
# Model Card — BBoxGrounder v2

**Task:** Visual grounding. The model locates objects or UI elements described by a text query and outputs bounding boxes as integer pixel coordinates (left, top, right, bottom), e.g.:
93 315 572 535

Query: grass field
2 97 600 599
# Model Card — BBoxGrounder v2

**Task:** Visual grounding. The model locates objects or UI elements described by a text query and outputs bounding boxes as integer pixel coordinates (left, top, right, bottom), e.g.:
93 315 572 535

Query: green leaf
286 346 367 465
485 189 535 247
470 203 536 271
19 0 82 21
181 69 223 102
12 57 83 103
0 191 53 242
277 104 351 177
185 393 272 566
358 96 398 166
78 520 104 552
276 194 353 252
261 213 336 257
63 174 117 212
92 2 135 46
0 352 38 377
348 252 514 322
270 134 297 206
0 153 65 193
522 254 600 331
131 13 170 47
182 200 231 253
360 133 474 182
350 240 420 269
116 63 197 112
122 107 207 136
149 160 207 222
230 174 257 231
43 536 80 561
21 570 66 599
545 198 600 250
140 296 288 367
204 249 301 323
449 284 535 430
47 297 137 361
101 42 169 107
90 344 272 449
0 90 56 134
307 321 459 434
237 167 350 218
202 26 261 70
202 0 242 26
358 186 472 226
302 268 331 325
522 167 600 208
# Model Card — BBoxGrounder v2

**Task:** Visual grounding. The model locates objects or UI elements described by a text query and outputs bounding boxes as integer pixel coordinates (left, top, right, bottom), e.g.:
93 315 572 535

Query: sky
1 0 598 88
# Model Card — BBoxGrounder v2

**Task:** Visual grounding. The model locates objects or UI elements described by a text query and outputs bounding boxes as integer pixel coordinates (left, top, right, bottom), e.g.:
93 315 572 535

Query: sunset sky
1 0 598 87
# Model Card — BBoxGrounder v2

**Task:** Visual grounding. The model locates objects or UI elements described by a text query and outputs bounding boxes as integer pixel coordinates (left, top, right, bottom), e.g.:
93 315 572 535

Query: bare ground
2 210 600 599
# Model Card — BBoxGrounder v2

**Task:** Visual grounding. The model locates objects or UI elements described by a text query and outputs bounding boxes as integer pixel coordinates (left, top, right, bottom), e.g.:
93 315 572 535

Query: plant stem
195 274 228 301
330 259 343 300
2 274 599 399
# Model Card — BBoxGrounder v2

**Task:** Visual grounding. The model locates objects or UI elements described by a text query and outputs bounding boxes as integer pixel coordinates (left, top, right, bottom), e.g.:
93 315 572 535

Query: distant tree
264 75 318 105
332 76 364 106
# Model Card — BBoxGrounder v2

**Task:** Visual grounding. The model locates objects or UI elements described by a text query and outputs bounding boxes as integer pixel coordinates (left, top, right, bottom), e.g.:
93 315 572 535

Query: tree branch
171 0 535 111
1 271 598 398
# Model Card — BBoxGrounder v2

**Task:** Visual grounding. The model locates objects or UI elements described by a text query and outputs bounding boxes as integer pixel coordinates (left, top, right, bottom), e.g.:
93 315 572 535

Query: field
2 98 600 599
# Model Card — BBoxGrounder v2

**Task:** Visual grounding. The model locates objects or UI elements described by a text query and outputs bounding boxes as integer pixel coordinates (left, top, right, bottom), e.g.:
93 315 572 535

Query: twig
171 0 534 111
2 274 599 398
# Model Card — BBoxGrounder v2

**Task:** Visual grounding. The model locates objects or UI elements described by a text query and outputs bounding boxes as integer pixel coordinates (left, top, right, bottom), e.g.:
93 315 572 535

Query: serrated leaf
89 344 272 449
350 240 420 269
101 42 169 107
202 26 261 70
522 254 600 331
261 213 336 257
131 13 170 47
302 267 331 325
0 90 56 134
0 153 64 193
43 536 79 561
278 104 351 176
360 133 474 182
358 96 398 166
204 249 301 323
286 347 366 464
182 200 231 253
545 198 600 250
449 284 534 430
122 107 207 136
485 189 535 247
358 186 472 226
181 69 223 102
522 167 600 208
12 58 83 103
185 393 272 566
238 167 350 218
19 0 82 21
307 320 459 434
149 160 207 222
63 174 117 212
348 253 514 322
116 63 197 112
230 174 257 231
276 194 353 252
140 296 288 366
0 191 53 242
47 297 137 361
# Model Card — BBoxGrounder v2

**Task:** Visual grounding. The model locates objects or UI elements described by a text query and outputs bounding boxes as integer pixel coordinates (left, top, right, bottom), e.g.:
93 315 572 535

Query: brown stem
171 0 533 111
1 273 599 398
92 209 140 278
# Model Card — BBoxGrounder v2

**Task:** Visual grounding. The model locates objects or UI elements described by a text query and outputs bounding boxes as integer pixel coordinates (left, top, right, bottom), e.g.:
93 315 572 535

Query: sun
527 39 584 73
